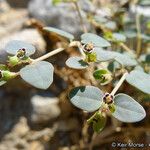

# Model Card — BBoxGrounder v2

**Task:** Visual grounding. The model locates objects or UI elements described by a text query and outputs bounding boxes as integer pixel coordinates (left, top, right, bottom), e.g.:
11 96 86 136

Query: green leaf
112 94 146 122
94 48 115 62
92 113 106 133
0 64 9 71
52 0 62 5
93 69 108 80
81 33 111 47
108 104 116 113
2 71 16 81
20 61 54 89
93 69 112 85
66 56 89 69
43 27 74 40
85 53 97 62
69 86 104 112
126 70 150 94
8 56 19 66
5 40 36 56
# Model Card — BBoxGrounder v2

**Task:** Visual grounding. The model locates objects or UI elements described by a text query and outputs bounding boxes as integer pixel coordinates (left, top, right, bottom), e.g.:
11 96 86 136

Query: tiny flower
16 48 26 59
83 42 94 53
103 93 114 104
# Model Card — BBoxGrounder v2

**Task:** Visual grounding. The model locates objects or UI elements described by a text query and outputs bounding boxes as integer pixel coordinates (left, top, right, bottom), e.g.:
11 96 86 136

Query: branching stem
32 48 64 63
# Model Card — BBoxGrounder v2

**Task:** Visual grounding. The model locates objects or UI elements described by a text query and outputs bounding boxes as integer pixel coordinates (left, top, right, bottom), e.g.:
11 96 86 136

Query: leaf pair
69 86 146 122
4 40 54 89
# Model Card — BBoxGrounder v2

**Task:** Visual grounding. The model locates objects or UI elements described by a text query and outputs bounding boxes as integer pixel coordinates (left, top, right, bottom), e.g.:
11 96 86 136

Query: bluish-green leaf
94 48 137 66
123 30 136 38
113 52 137 66
104 21 117 30
126 70 150 94
94 48 115 62
112 94 146 122
66 56 89 69
112 33 126 42
81 33 111 47
94 15 108 23
43 27 74 40
69 86 104 112
20 61 54 89
5 40 36 56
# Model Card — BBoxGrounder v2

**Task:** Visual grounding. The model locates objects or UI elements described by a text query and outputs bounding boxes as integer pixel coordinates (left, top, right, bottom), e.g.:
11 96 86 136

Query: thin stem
136 13 142 57
119 43 133 54
73 1 87 33
87 111 98 124
69 41 86 59
32 48 64 63
110 72 128 96
16 48 65 76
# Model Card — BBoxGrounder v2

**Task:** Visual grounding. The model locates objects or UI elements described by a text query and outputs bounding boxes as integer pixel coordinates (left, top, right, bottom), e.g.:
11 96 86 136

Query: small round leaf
94 48 115 62
126 70 150 94
81 33 111 47
66 56 89 69
43 27 74 40
113 52 137 66
20 61 54 89
112 94 146 122
104 21 117 30
112 33 126 42
69 86 104 112
5 40 36 56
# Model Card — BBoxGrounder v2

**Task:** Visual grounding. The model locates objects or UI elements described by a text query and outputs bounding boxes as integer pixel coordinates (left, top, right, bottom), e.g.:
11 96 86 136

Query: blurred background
0 0 150 150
